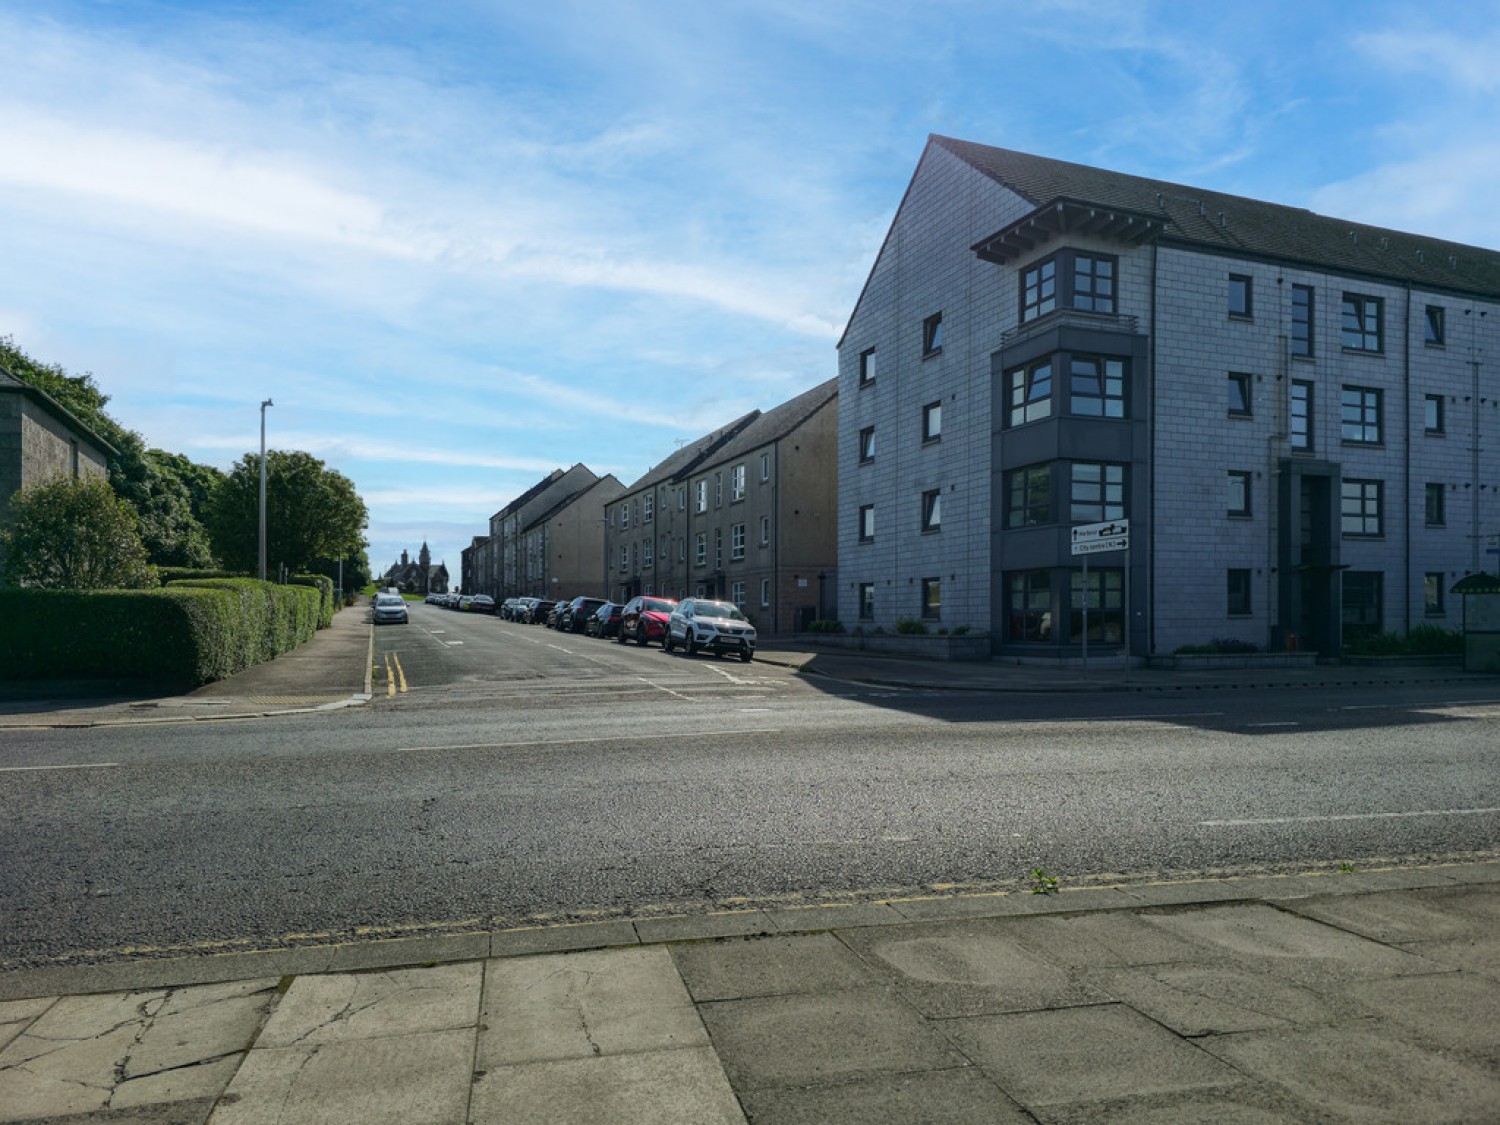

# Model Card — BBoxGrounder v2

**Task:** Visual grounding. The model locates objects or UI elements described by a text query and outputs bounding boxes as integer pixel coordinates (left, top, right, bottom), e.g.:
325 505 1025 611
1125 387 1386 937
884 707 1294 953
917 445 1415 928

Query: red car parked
618 596 679 646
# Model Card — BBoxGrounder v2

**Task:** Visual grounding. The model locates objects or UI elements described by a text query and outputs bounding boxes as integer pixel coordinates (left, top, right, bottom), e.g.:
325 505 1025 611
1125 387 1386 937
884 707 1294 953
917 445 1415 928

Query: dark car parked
618 595 679 646
560 596 607 633
545 600 569 628
585 602 623 638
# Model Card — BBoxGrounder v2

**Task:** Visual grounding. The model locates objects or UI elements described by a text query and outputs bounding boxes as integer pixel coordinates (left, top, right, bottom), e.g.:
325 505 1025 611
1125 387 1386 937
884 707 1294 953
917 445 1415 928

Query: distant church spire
419 541 431 569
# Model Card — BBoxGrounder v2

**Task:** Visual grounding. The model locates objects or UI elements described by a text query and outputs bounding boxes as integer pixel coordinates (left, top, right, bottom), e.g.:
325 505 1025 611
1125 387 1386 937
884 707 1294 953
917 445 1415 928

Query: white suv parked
663 599 756 662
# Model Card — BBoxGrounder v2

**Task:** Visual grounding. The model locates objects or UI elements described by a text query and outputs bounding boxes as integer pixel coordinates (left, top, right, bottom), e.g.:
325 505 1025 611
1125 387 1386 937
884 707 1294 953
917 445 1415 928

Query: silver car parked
663 598 755 662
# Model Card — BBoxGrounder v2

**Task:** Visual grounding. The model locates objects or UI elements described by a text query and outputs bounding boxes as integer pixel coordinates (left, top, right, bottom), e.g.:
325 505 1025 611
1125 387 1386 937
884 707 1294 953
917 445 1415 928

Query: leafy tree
207 450 368 576
1 476 154 589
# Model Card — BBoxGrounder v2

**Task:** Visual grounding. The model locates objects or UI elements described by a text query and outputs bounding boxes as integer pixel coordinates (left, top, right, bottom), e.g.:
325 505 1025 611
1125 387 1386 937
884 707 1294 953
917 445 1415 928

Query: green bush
290 573 336 628
157 567 246 585
1344 624 1462 656
0 578 326 686
804 619 845 634
894 618 929 635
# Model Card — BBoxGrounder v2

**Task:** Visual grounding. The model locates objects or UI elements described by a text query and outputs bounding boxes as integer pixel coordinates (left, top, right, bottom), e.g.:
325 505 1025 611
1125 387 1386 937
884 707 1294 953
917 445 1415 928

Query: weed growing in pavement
1337 862 1356 874
1028 868 1060 894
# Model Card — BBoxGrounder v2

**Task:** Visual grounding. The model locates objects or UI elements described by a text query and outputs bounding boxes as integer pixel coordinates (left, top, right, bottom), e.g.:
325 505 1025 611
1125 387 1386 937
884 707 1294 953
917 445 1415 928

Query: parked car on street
585 602 623 638
663 598 755 661
560 596 607 633
618 596 678 646
372 592 409 625
500 598 522 620
545 600 569 628
469 594 495 614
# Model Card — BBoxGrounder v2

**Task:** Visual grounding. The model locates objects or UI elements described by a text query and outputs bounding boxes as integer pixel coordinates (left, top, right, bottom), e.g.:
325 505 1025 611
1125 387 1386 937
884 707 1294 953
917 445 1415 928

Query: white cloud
1356 28 1500 94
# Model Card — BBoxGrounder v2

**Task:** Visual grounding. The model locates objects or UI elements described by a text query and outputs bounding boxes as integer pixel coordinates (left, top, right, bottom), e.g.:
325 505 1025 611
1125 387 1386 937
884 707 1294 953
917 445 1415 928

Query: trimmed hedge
290 573 336 628
0 578 324 687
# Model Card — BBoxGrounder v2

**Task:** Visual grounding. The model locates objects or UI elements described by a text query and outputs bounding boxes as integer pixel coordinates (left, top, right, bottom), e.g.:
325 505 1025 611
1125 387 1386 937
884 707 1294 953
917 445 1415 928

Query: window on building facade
643 539 653 568
859 347 876 385
731 464 746 501
1228 372 1252 417
1070 357 1126 417
1070 568 1124 642
1227 569 1252 616
1291 284 1315 357
1341 293 1383 352
678 487 686 511
859 426 875 463
714 528 723 569
731 580 746 607
695 480 707 513
1021 257 1057 322
759 515 770 545
921 577 941 619
858 504 875 542
760 578 770 608
619 546 629 571
1228 273 1253 319
730 522 746 560
1290 380 1314 451
1006 359 1052 427
695 532 707 566
1341 479 1383 537
1006 465 1052 529
922 401 942 442
921 489 942 532
1008 570 1053 641
760 452 771 481
1425 572 1445 616
1070 462 1127 523
858 582 875 620
1228 471 1252 517
1340 386 1383 444
922 312 943 355
1425 305 1446 347
714 473 723 507
620 504 630 530
1072 254 1116 313
1342 571 1383 640
1426 483 1446 526
644 494 653 522
678 537 686 562
1425 394 1445 434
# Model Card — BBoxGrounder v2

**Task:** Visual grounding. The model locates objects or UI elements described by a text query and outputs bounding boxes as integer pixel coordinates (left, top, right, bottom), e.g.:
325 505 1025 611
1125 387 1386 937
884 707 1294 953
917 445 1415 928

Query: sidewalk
1 862 1496 1123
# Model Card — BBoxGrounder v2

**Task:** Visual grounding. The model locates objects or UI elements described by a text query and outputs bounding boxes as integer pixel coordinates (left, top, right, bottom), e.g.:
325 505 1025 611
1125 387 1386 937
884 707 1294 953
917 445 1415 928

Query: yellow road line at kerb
393 652 407 693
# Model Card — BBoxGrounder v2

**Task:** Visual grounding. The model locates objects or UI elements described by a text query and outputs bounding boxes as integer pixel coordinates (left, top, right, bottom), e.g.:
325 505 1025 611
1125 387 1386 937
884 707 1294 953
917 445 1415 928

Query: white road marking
1201 807 1500 827
399 728 783 752
706 665 756 686
1246 721 1300 727
640 678 695 701
0 763 119 772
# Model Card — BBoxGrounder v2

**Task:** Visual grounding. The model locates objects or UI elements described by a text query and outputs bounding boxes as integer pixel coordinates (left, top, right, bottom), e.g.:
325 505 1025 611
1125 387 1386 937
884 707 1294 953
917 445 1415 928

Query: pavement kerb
3 858 1494 1004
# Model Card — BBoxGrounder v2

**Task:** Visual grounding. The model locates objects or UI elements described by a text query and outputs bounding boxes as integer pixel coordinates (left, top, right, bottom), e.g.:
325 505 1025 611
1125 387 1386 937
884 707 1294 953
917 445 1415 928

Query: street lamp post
259 398 274 582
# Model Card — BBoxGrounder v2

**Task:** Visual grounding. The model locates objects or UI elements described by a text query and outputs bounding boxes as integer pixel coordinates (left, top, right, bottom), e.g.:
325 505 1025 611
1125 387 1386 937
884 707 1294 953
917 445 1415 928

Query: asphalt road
2 605 1497 968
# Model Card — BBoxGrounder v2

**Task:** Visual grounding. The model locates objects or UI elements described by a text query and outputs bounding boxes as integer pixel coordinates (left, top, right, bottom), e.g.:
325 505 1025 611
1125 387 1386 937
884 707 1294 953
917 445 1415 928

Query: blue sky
3 0 1497 579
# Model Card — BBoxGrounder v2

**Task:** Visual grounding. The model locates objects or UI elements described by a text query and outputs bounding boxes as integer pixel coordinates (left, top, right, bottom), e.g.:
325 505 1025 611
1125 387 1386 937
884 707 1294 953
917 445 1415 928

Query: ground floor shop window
1341 571 1383 642
1007 569 1053 642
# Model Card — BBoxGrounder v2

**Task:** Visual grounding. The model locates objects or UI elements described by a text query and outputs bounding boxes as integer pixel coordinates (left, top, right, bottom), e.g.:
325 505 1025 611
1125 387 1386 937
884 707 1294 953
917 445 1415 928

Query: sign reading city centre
1070 518 1130 556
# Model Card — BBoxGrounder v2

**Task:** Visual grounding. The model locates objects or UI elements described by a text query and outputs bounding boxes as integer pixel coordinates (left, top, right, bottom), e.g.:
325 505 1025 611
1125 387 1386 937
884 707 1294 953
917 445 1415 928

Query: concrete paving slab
0 997 53 1053
696 987 967 1090
1200 1020 1500 1123
670 933 878 1002
1139 903 1447 983
1342 971 1500 1058
736 1067 1030 1125
1005 910 1213 968
632 910 777 944
10 1100 219 1123
1283 887 1494 944
207 1026 474 1125
0 948 331 1002
0 981 275 1124
470 1045 746 1125
944 1003 1241 1109
254 962 480 1048
1032 1084 1325 1124
1402 934 1500 979
838 919 1106 1017
1429 860 1500 885
478 946 705 1068
883 892 1014 921
889 886 1142 922
490 920 640 960
1092 963 1362 1036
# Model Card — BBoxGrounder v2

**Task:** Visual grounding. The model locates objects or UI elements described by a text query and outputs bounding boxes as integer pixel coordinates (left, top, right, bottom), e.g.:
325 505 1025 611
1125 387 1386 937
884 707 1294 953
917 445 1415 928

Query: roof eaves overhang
972 197 1165 265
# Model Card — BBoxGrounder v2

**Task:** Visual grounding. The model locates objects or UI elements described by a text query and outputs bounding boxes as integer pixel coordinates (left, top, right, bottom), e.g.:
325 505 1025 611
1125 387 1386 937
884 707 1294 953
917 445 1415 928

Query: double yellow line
382 652 408 698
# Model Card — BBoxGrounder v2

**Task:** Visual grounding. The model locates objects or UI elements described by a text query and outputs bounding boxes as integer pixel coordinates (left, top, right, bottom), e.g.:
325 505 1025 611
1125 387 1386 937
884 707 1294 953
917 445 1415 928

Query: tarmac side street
0 862 1496 1124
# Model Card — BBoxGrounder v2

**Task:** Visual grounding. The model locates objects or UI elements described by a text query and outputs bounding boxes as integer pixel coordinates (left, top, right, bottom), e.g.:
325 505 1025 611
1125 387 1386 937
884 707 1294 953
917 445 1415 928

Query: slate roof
0 364 118 456
935 135 1500 298
618 410 760 496
687 377 837 472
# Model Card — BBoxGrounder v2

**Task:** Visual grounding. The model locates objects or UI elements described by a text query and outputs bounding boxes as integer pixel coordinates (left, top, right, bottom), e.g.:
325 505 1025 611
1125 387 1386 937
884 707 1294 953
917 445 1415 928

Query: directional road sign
1071 518 1130 556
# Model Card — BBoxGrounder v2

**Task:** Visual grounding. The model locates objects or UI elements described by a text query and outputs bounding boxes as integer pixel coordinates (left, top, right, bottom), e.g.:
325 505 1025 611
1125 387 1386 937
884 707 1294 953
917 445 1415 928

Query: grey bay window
1069 357 1126 417
1070 462 1126 524
1008 570 1053 642
1019 250 1116 323
1006 465 1052 529
1006 359 1052 427
1071 568 1124 643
